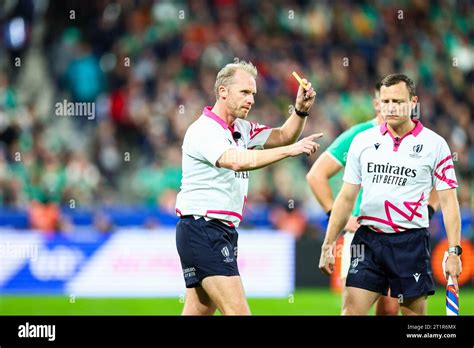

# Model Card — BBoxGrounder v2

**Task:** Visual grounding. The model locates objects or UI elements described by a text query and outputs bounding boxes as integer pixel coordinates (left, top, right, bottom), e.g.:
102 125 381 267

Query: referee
175 60 321 315
308 82 439 315
319 74 462 315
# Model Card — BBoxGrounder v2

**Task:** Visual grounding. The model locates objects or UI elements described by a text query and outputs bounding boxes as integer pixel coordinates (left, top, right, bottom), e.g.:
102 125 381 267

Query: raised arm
264 79 316 148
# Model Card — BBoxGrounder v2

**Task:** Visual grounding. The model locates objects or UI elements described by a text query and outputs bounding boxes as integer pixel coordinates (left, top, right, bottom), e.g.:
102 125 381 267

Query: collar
380 119 423 137
203 106 231 129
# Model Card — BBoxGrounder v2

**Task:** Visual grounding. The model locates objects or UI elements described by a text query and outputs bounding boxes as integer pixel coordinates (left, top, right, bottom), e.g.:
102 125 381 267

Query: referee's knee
342 305 365 315
219 301 251 315
342 296 366 315
342 307 356 315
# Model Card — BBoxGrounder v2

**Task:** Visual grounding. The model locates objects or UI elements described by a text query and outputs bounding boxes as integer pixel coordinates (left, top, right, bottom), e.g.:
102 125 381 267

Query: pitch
1 288 473 315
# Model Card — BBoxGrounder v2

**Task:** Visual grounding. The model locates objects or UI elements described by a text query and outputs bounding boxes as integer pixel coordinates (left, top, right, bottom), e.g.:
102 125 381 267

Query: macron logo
413 273 421 282
18 322 56 341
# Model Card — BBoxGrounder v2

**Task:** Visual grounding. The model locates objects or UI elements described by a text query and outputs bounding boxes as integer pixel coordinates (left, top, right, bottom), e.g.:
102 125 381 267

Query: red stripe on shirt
434 156 458 188
206 210 243 221
249 122 270 140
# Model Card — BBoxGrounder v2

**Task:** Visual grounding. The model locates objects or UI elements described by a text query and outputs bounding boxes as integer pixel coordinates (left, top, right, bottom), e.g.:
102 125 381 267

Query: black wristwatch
294 107 310 117
448 245 462 256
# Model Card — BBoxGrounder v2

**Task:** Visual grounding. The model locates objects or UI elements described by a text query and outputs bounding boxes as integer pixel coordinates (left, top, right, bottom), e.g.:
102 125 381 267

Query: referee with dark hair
319 74 462 315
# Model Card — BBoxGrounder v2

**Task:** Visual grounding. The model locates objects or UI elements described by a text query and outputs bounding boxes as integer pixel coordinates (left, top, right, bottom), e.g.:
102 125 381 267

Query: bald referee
319 74 462 315
176 60 321 315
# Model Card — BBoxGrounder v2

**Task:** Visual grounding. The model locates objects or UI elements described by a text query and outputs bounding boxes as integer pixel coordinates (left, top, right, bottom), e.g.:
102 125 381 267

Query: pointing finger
308 133 324 140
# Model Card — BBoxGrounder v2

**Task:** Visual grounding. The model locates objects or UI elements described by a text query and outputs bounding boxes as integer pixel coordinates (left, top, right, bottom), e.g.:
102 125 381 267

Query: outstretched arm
217 133 322 171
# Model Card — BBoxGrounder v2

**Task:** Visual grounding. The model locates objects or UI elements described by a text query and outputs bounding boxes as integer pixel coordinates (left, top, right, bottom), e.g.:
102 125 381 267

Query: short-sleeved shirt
326 119 377 216
343 120 458 233
175 106 272 227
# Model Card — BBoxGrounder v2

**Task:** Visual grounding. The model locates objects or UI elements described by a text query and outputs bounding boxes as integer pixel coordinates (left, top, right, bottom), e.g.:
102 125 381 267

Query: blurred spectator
28 199 60 234
64 39 105 103
93 212 114 234
63 151 100 205
0 72 17 109
0 0 471 235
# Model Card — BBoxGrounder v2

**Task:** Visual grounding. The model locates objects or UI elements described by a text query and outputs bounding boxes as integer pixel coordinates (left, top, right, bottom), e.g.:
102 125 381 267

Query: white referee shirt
175 106 272 227
343 120 458 233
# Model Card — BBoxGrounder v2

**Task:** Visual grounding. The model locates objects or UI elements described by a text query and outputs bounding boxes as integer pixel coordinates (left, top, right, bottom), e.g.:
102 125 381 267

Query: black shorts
345 226 435 300
175 216 239 288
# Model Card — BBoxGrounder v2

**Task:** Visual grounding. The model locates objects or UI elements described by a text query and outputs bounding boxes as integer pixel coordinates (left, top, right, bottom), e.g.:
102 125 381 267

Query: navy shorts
176 216 239 288
345 226 435 300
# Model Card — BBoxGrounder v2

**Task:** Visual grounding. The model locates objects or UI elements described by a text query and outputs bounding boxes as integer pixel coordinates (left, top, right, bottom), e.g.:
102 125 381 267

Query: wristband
294 107 310 117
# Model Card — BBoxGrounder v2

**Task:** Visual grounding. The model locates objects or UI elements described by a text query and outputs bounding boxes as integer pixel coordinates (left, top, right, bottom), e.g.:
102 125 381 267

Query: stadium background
0 0 472 315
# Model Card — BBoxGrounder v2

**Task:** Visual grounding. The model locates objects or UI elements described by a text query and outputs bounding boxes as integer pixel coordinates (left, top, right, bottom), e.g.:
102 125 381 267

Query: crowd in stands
0 0 472 237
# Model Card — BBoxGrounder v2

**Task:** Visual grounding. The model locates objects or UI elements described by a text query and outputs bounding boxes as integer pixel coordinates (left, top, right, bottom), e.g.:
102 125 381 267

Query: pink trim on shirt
367 225 384 233
435 155 453 170
380 120 423 152
249 121 271 140
206 210 243 221
250 127 270 140
379 120 423 136
176 208 237 227
228 123 240 145
357 215 405 232
434 155 458 188
203 106 244 144
242 195 247 216
203 106 230 129
357 193 424 233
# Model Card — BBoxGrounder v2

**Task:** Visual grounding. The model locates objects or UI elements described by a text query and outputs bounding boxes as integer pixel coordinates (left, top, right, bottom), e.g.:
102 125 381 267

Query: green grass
1 288 472 315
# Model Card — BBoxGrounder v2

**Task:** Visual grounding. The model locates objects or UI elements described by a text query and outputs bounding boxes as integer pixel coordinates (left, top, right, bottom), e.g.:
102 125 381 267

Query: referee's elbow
285 135 299 146
219 160 243 172
218 149 247 171
228 158 247 172
279 129 298 146
230 162 244 172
